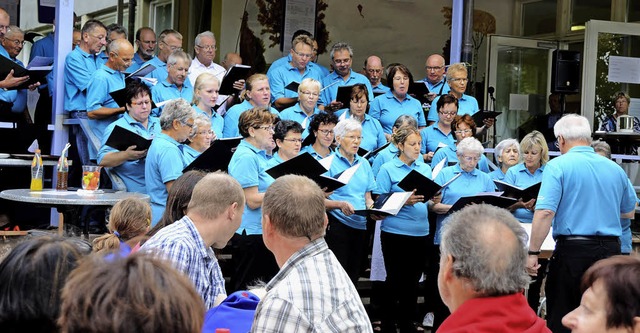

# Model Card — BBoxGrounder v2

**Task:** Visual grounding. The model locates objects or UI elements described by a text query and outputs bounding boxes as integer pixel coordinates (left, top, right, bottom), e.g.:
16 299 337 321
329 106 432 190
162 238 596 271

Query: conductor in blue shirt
527 114 637 333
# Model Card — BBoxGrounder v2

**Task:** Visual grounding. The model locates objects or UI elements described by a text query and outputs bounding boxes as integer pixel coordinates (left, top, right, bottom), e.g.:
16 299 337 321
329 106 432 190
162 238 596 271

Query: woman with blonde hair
92 197 151 254
222 74 279 138
192 72 224 138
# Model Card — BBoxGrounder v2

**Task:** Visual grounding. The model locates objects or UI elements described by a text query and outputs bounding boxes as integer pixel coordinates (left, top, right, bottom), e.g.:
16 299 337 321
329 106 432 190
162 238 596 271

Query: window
522 0 557 36
150 0 173 34
571 0 611 31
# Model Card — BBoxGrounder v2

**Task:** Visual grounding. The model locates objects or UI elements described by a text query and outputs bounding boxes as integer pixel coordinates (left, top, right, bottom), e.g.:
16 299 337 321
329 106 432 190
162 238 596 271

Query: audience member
143 172 245 309
527 114 637 332
320 42 374 111
267 34 324 110
150 169 207 236
0 236 87 333
58 253 205 333
489 138 520 181
562 255 640 332
144 29 182 82
600 91 640 133
252 175 372 332
86 38 134 160
437 204 550 332
192 72 224 138
364 55 389 94
127 27 156 72
145 98 196 226
98 81 160 192
92 197 151 253
227 107 279 290
370 63 426 137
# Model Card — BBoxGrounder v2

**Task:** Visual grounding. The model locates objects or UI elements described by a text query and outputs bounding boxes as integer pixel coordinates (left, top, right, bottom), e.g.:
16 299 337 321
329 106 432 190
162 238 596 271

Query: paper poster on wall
282 0 317 56
628 98 640 119
608 56 640 84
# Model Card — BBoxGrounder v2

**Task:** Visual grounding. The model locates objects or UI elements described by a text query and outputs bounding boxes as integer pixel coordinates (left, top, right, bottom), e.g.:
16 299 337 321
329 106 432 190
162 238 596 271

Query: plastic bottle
30 149 43 191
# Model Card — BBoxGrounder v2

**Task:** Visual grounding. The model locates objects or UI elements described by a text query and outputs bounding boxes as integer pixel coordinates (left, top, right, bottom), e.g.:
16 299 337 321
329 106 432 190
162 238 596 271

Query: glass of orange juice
81 166 101 191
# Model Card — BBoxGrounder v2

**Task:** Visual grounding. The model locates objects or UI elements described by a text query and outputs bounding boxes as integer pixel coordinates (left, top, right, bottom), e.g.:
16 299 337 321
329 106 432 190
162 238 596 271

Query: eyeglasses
196 130 214 136
454 129 472 135
130 100 152 106
554 136 561 148
255 125 275 132
4 37 25 46
196 44 217 51
317 129 333 136
180 119 196 128
161 41 182 52
343 135 363 141
282 138 303 144
439 111 456 116
450 78 468 83
426 66 444 71
461 155 480 162
300 91 319 98
292 49 313 59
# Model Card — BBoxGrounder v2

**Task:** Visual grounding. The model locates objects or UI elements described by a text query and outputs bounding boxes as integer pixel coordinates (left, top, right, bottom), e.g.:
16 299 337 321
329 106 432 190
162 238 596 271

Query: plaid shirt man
142 215 225 309
251 238 372 332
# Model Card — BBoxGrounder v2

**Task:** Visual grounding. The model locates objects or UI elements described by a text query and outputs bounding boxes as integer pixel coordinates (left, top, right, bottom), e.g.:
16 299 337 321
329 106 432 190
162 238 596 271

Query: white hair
554 114 592 143
333 118 362 140
456 137 484 157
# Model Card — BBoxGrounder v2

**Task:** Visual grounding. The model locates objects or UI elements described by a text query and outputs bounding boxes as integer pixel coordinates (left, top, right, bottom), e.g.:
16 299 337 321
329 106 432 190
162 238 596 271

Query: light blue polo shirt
431 145 490 173
126 53 151 73
326 150 378 230
180 144 201 166
0 44 8 58
420 122 455 154
29 33 55 96
151 79 194 116
279 103 322 138
372 143 399 176
434 164 495 244
0 57 26 113
427 93 479 123
64 47 99 112
97 113 161 193
144 56 168 83
423 77 450 97
504 163 545 223
300 144 333 160
86 65 126 159
621 187 637 253
315 62 330 77
320 69 373 106
193 105 224 138
267 62 324 102
338 111 386 152
222 100 279 138
145 132 185 226
369 90 426 133
536 146 637 238
372 83 390 95
228 140 274 235
488 168 506 181
375 156 432 236
266 54 292 77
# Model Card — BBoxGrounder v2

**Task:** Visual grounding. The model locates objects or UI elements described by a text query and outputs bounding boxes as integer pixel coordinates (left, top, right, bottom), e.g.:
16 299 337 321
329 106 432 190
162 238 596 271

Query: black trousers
325 214 368 285
230 231 279 292
545 237 620 333
380 231 429 333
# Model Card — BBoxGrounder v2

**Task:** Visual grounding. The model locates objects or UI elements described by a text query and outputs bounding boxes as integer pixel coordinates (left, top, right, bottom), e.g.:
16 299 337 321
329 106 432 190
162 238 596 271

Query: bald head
364 55 384 86
107 39 134 72
0 8 10 39
222 52 242 71
425 54 446 84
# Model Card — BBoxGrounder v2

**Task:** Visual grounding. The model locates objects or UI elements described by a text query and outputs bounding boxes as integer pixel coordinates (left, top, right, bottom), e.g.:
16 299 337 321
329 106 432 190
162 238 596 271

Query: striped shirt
251 238 372 332
141 216 225 309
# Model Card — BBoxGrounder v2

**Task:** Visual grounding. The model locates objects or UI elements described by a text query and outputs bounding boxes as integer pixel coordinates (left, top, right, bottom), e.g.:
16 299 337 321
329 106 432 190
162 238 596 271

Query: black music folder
335 85 354 107
358 142 391 160
219 64 251 95
494 180 541 202
104 125 153 151
265 152 327 179
354 192 412 217
182 137 242 173
0 55 51 90
285 81 300 92
472 111 502 128
448 193 517 213
398 171 460 202
313 163 361 192
408 81 430 104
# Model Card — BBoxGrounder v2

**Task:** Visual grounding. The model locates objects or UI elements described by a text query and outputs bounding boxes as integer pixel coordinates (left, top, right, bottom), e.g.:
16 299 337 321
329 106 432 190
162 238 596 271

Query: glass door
484 35 566 143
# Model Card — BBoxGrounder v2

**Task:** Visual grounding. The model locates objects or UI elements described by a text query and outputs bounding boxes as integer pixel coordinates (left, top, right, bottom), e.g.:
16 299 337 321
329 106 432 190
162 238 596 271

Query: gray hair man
252 175 372 332
0 7 35 90
527 114 637 332
320 42 373 111
438 204 550 332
